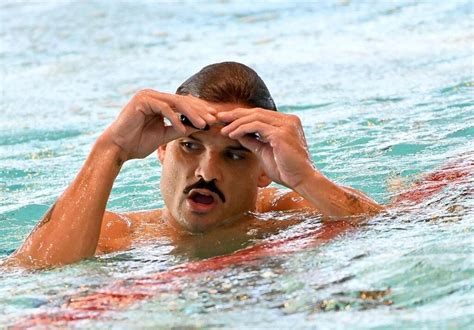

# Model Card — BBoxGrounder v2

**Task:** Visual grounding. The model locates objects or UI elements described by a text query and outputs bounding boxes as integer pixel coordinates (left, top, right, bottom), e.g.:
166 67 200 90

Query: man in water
6 62 382 268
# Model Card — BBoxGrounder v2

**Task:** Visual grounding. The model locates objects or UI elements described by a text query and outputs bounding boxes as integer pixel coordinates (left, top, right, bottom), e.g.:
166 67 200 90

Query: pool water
1 0 473 328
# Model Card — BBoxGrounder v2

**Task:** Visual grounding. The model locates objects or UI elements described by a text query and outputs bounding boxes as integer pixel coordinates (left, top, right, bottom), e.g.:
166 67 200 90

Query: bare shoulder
122 209 163 223
257 187 317 212
96 209 162 254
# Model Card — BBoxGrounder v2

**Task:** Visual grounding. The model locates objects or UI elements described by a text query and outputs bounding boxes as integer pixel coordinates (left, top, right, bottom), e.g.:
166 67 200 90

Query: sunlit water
1 0 473 328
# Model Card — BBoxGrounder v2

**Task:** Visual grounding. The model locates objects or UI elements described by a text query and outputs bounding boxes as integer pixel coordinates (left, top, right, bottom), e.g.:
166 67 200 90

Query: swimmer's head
159 63 274 233
176 61 277 111
158 106 271 233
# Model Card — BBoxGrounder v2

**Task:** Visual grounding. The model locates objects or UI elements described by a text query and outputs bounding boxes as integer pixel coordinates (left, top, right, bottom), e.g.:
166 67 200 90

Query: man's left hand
217 108 315 190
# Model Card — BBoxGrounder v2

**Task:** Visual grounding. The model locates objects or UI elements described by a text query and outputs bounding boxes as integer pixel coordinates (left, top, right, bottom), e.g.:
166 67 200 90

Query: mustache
183 178 226 203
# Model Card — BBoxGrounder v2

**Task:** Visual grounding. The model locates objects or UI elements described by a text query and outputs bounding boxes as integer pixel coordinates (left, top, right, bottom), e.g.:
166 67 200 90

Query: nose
194 151 222 182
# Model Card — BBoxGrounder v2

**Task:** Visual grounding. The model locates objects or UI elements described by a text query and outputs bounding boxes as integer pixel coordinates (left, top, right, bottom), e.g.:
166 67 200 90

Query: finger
216 108 251 124
217 107 280 124
176 94 219 127
182 94 218 115
237 135 279 177
220 112 285 136
226 121 277 142
188 103 218 127
145 91 216 129
201 111 218 125
237 134 265 155
145 98 187 135
174 99 211 129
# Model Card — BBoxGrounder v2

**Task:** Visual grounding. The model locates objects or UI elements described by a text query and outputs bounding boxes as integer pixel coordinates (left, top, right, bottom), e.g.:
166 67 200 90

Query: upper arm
257 187 316 213
257 186 383 215
96 211 134 254
96 209 163 254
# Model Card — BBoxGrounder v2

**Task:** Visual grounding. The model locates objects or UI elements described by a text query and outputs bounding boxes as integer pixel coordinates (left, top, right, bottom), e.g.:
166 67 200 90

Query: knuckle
140 88 155 95
239 122 251 131
289 114 301 125
135 89 148 97
255 113 266 121
133 89 149 102
173 96 185 109
135 89 159 101
281 127 292 135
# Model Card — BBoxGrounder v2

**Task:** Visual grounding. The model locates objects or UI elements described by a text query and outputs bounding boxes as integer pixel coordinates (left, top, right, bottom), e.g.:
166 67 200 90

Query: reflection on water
1 0 473 328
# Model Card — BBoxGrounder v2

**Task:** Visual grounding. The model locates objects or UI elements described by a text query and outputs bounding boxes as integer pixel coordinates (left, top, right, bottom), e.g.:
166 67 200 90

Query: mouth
186 189 218 213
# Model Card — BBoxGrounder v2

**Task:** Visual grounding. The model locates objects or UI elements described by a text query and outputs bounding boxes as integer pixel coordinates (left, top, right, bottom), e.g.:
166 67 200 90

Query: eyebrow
187 134 251 153
226 145 251 153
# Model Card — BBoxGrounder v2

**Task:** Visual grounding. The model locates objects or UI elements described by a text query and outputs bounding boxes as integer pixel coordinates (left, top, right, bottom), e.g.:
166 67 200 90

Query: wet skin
97 102 306 257
5 90 382 269
158 117 272 233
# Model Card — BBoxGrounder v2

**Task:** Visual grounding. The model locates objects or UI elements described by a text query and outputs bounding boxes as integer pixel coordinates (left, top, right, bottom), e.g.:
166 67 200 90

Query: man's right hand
6 89 218 269
102 90 217 161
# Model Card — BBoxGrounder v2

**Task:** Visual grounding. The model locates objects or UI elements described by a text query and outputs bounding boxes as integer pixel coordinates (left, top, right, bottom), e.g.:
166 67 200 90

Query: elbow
4 245 94 270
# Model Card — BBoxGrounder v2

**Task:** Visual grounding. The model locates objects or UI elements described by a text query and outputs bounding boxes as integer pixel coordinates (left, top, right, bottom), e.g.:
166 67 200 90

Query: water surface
0 0 473 328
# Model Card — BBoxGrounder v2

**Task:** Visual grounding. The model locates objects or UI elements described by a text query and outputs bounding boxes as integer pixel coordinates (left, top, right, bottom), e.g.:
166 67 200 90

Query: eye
180 141 201 151
226 151 245 161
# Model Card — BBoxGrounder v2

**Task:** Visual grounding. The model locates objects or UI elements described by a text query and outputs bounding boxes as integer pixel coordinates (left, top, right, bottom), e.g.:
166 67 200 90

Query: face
158 103 271 233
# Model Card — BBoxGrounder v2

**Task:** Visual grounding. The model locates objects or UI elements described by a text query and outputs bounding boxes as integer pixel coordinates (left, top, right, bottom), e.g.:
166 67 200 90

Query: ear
157 144 167 164
257 170 272 188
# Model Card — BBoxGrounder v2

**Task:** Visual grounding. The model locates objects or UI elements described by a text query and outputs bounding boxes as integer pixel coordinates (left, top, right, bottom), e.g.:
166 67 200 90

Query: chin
171 202 249 233
177 213 219 234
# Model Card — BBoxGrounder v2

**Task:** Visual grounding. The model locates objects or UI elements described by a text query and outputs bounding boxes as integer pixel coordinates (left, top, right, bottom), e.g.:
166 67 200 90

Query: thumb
162 125 200 144
238 136 265 157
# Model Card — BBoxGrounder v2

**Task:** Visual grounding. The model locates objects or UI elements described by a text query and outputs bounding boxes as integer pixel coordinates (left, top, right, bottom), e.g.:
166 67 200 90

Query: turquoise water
1 0 473 328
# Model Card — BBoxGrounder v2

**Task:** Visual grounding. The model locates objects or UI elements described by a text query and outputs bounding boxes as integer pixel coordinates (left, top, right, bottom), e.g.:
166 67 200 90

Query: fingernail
180 115 209 131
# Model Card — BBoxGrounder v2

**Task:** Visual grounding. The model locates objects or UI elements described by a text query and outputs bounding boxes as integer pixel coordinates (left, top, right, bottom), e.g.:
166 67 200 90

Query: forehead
186 126 241 148
208 101 250 113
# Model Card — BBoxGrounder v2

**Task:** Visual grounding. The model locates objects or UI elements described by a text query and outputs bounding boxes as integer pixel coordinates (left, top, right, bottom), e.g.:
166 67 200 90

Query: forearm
294 170 383 218
12 136 124 268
